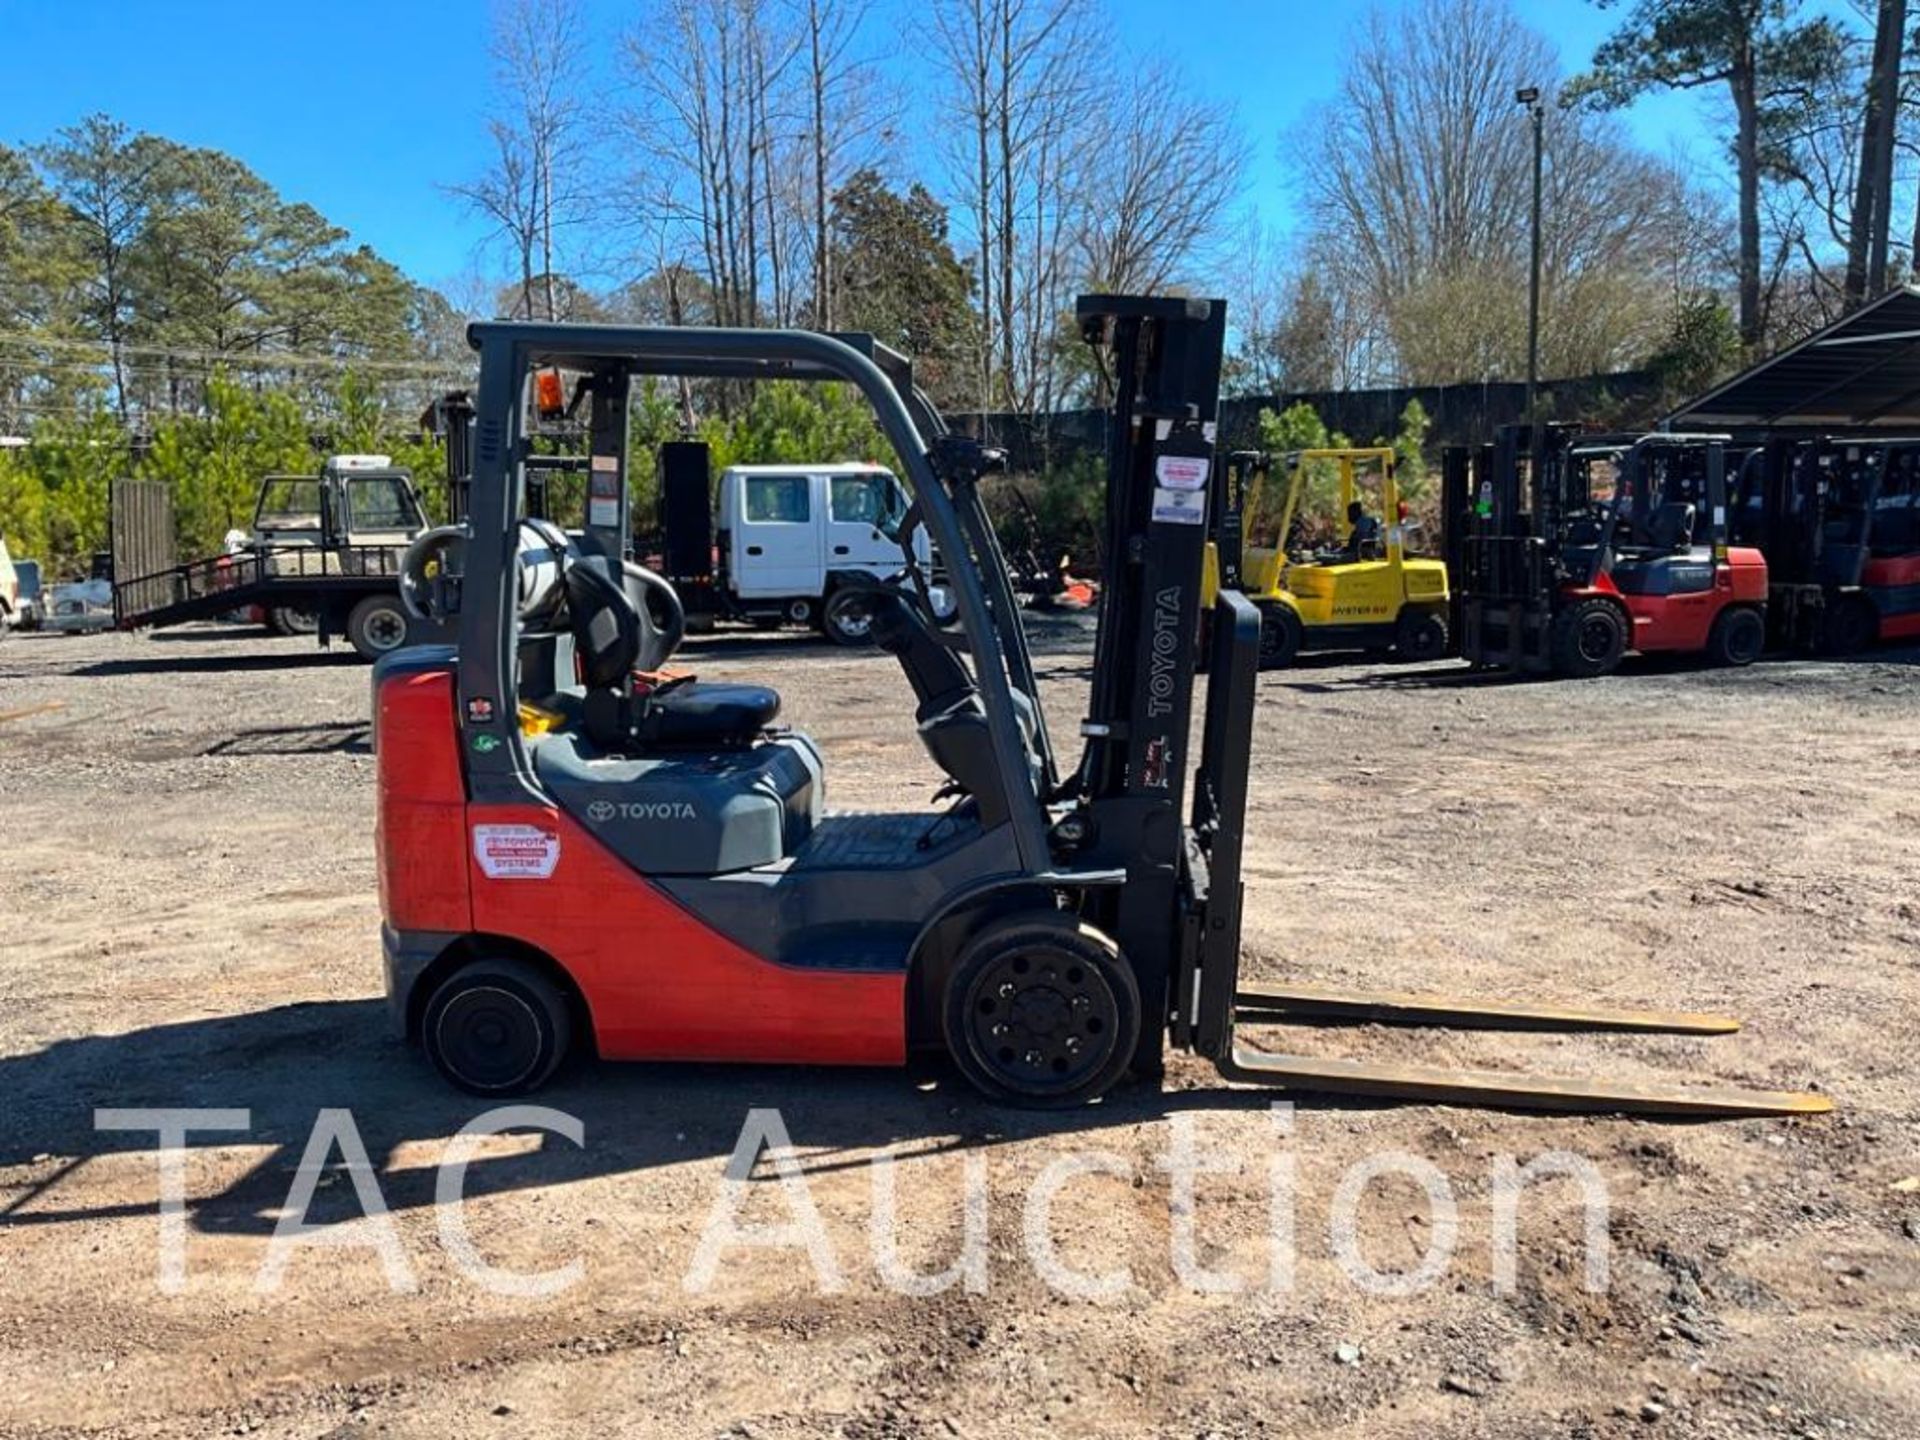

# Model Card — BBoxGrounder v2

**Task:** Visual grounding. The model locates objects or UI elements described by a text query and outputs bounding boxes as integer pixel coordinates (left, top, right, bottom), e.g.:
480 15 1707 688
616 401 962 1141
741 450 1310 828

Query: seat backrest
1649 501 1695 551
565 557 643 690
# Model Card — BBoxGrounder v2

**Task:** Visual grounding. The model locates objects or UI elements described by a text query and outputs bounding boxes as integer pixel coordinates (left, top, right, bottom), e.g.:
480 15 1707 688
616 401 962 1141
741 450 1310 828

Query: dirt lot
1 620 1917 1440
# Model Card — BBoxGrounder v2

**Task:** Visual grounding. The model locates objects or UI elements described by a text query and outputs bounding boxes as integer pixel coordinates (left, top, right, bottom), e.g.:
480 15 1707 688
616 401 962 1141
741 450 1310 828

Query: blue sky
4 0 1734 294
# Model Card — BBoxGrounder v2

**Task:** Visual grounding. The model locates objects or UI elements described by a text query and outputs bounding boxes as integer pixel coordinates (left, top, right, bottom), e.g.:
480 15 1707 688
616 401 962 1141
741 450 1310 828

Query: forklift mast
1070 294 1232 1072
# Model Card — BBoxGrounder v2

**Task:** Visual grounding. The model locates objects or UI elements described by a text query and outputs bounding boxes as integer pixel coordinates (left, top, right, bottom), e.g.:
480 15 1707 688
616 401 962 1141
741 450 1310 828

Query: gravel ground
1 620 1917 1439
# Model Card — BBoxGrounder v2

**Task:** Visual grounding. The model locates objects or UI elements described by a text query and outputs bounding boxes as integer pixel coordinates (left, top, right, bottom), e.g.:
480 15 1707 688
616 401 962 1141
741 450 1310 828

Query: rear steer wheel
346 594 413 661
1254 601 1303 670
820 586 877 646
421 957 574 1096
1393 608 1449 663
941 914 1140 1108
1707 605 1765 667
1549 597 1627 679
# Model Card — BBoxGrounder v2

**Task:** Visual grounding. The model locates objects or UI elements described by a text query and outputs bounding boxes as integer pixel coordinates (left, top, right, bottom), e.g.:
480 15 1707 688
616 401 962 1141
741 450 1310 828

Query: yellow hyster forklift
1204 447 1451 667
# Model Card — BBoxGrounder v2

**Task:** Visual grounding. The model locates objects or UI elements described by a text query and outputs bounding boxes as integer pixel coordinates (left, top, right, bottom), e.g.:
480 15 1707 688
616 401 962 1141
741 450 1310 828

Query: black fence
949 369 1665 473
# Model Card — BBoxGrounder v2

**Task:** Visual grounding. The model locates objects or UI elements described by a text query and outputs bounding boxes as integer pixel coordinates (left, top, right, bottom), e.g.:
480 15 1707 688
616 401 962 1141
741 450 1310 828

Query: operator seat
563 557 780 749
1648 502 1696 552
866 587 1037 827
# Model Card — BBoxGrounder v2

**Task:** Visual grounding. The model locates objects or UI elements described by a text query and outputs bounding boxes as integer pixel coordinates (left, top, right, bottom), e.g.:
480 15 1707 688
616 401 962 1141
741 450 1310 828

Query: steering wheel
890 505 963 633
399 524 469 622
621 560 686 673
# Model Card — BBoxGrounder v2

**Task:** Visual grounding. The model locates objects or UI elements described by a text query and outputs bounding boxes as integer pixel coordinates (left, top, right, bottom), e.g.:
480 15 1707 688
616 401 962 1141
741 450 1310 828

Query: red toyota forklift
373 300 1823 1117
1731 436 1920 652
1447 426 1768 677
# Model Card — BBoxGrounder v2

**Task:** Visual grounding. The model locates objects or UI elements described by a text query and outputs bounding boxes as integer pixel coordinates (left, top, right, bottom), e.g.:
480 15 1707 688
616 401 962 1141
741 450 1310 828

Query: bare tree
452 0 590 320
1074 63 1246 295
1298 0 1707 384
930 0 1137 413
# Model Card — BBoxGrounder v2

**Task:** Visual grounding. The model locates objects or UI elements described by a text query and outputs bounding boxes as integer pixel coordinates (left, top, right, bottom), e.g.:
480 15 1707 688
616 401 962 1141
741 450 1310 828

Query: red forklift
373 301 1823 1118
1731 436 1920 652
1447 426 1768 678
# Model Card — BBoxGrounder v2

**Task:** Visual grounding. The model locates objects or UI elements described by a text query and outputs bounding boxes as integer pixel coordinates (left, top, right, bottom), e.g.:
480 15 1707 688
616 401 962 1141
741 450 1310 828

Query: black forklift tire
1393 608 1450 662
346 594 413 660
1818 595 1878 656
1254 602 1303 670
820 586 877 647
1549 597 1627 679
941 913 1140 1108
1706 605 1765 667
422 958 574 1096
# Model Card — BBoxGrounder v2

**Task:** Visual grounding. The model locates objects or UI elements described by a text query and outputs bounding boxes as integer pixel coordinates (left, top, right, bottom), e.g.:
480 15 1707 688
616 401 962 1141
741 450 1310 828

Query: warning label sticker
1155 455 1211 490
1151 486 1208 526
474 824 561 879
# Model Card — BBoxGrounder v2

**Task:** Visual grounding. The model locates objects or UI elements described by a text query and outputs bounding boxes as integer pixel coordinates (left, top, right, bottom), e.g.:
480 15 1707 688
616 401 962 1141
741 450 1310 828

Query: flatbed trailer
110 460 438 661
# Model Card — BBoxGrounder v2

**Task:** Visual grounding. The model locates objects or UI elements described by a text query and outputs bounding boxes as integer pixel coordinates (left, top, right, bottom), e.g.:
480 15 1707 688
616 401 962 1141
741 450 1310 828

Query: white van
715 463 939 643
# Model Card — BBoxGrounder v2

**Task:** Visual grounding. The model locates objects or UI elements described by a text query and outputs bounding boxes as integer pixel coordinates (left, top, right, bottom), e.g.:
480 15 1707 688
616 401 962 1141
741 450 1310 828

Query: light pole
1516 86 1544 431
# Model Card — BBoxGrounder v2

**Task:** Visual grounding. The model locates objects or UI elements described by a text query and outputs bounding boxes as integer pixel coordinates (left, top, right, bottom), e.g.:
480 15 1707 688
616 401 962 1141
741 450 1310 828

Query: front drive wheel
347 594 412 660
820 587 877 646
422 958 574 1096
941 914 1140 1107
1550 597 1627 679
1393 608 1450 662
1707 605 1765 667
1254 601 1303 670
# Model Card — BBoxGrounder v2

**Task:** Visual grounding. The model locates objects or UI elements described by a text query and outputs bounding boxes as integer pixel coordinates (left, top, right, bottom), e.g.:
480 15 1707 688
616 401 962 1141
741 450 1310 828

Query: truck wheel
1549 597 1627 678
820 587 877 646
1707 606 1765 667
1393 609 1449 662
941 913 1139 1108
1254 602 1303 670
422 957 574 1096
268 605 319 636
347 595 412 660
1818 596 1878 656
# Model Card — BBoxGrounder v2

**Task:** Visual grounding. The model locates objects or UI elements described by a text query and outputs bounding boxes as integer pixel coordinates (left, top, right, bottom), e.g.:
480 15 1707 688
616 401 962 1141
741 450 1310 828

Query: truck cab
252 455 427 549
716 462 936 643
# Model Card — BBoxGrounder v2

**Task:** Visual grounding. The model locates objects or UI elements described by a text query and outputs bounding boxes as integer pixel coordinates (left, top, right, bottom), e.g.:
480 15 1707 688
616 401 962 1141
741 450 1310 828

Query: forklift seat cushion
532 729 823 874
643 682 782 747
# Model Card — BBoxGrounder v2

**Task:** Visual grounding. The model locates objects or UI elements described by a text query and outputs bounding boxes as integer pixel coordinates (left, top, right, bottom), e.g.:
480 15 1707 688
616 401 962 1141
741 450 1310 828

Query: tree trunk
1866 0 1906 293
1846 0 1905 303
809 0 831 329
997 0 1016 412
540 144 558 320
1732 50 1762 348
973 0 993 417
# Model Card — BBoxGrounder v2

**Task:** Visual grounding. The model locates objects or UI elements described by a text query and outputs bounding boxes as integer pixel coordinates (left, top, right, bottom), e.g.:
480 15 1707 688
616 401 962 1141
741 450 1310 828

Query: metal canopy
1668 286 1920 432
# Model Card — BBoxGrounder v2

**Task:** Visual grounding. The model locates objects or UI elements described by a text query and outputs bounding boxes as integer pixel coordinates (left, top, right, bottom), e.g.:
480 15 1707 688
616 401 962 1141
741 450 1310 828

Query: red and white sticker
1156 455 1211 490
473 824 561 879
